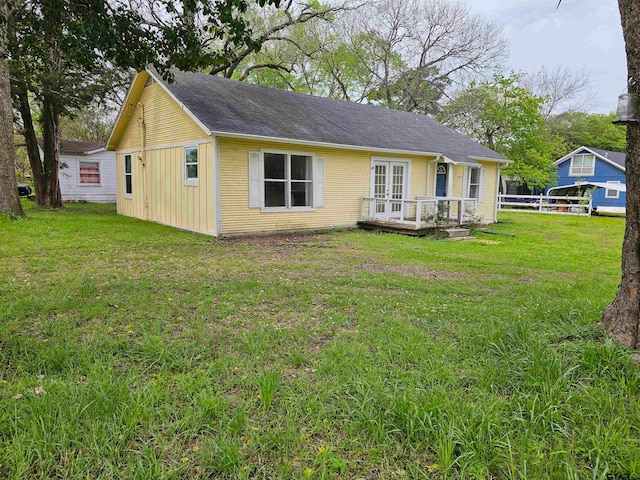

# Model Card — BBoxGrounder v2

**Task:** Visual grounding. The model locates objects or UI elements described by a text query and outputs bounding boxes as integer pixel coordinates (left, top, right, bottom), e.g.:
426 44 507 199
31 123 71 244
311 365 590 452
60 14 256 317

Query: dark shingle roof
587 147 626 169
154 69 508 164
36 138 105 155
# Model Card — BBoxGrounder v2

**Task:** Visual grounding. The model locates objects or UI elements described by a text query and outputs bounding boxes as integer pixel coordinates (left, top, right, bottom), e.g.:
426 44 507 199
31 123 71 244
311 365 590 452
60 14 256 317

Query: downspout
136 103 147 218
213 136 222 236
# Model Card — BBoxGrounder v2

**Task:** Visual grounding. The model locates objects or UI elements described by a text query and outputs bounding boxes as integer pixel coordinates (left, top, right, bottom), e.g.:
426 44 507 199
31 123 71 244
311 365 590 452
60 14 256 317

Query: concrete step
444 228 471 239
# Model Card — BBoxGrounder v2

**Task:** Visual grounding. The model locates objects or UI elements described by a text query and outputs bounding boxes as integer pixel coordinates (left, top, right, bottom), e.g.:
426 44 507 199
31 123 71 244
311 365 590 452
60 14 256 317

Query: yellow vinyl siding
478 162 498 221
450 165 465 198
117 82 208 151
440 162 499 223
114 79 216 235
113 73 500 235
219 138 434 236
410 158 429 197
116 143 215 235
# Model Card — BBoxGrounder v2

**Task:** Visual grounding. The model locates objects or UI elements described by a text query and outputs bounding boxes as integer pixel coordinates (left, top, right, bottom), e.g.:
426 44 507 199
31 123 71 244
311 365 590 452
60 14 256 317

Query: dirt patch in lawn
222 232 335 248
355 262 471 280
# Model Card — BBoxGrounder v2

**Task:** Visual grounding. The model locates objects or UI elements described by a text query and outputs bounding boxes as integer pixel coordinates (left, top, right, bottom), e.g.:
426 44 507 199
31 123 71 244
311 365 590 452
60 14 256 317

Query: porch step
444 228 471 239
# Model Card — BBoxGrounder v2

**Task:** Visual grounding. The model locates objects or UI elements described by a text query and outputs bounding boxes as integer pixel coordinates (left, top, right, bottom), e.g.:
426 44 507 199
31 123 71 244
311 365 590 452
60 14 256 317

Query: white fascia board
106 73 143 150
553 146 625 172
470 155 513 165
207 129 444 158
440 156 459 164
581 147 626 172
146 68 213 137
553 146 586 166
83 148 106 155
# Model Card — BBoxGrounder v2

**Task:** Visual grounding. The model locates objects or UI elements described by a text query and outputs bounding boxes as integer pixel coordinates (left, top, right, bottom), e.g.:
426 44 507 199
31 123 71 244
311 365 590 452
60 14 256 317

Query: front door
372 160 407 219
435 163 448 197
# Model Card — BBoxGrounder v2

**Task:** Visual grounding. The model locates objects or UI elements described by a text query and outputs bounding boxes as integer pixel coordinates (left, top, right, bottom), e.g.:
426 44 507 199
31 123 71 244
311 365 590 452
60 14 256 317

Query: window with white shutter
468 167 481 200
466 166 487 203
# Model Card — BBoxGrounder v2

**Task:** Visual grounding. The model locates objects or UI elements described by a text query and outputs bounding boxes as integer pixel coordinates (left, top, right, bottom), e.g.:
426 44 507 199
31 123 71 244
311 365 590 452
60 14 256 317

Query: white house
38 139 117 203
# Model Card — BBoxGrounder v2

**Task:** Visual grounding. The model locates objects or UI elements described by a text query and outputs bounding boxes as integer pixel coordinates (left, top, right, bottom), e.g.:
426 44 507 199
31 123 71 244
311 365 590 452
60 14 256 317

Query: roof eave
208 129 445 158
553 146 626 172
553 146 585 165
106 71 150 151
469 155 512 165
83 147 106 155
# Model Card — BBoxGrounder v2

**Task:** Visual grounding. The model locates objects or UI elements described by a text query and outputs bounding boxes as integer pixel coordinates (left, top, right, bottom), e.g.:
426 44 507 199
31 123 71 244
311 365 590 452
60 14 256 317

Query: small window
79 161 100 185
605 181 621 199
468 167 480 199
185 147 198 185
124 155 132 195
263 152 313 210
569 154 595 176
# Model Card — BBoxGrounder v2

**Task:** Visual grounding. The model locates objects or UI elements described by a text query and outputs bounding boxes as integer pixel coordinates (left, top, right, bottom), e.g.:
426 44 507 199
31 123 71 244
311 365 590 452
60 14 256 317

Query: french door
371 160 408 220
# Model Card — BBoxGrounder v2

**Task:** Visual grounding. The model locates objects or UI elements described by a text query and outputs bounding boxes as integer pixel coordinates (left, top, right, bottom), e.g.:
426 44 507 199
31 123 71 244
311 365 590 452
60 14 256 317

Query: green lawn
0 203 638 479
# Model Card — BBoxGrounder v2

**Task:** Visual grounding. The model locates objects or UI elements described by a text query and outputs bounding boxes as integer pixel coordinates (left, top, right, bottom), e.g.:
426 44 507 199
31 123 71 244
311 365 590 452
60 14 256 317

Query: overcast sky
469 0 627 114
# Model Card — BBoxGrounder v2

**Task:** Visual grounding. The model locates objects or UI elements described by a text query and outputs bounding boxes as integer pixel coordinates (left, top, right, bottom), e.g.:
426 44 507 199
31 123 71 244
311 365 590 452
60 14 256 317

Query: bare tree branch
522 65 594 118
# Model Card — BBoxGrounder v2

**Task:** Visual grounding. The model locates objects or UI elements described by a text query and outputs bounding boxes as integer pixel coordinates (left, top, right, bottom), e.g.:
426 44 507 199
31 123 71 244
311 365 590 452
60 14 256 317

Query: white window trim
124 154 133 198
77 160 102 187
569 154 595 177
468 166 480 200
184 146 199 186
432 162 449 197
605 181 621 199
369 156 411 199
260 148 316 212
464 166 486 203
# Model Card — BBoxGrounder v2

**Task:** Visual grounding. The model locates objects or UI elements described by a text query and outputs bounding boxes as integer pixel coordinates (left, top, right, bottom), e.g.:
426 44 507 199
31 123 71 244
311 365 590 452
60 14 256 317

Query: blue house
548 146 626 215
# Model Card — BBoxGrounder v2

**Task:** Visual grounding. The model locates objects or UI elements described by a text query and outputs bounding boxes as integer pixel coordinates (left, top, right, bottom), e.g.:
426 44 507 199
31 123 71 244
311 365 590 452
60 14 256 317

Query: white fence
498 194 592 216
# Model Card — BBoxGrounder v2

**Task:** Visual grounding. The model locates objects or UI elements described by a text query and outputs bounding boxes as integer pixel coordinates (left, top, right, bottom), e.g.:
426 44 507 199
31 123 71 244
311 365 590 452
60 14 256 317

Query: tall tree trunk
0 56 24 216
0 0 23 216
16 84 46 202
39 92 63 207
602 0 640 349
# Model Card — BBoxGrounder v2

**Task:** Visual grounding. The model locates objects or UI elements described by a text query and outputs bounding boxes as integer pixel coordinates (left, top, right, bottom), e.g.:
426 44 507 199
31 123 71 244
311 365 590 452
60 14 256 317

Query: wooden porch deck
357 220 471 238
358 196 477 237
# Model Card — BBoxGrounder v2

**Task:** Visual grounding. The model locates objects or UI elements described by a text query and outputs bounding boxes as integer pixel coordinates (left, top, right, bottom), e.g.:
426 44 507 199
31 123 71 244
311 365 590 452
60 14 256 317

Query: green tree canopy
546 111 627 155
4 0 282 209
440 73 558 189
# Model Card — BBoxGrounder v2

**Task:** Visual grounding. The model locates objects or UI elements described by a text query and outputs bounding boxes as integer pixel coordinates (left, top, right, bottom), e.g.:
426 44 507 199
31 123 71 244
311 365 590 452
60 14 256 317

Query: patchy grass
0 203 637 479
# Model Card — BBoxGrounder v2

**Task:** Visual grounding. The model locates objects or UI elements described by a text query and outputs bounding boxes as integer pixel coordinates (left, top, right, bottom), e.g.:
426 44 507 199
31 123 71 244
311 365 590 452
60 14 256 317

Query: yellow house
107 69 511 237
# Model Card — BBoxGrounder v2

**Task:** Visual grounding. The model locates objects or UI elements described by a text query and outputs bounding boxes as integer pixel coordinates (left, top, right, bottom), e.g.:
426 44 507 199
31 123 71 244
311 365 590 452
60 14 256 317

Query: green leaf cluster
440 74 558 189
546 112 626 156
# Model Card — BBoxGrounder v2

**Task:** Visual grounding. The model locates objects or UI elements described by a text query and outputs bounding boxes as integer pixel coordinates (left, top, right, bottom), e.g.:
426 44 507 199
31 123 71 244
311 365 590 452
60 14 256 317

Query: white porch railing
498 194 592 216
360 197 478 229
